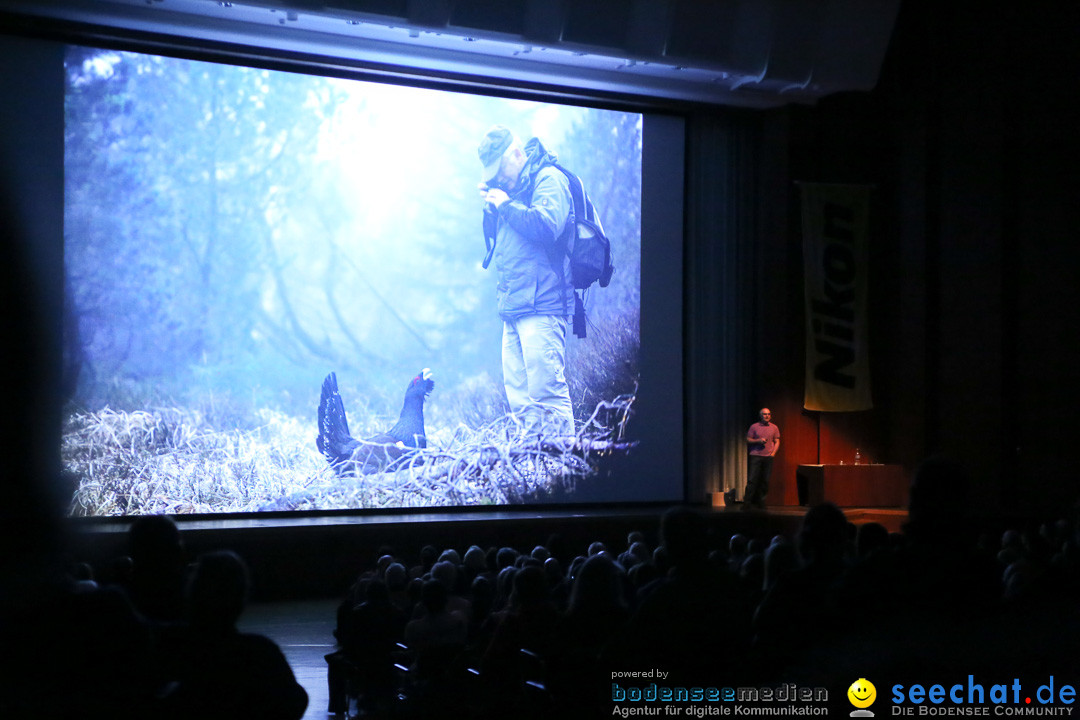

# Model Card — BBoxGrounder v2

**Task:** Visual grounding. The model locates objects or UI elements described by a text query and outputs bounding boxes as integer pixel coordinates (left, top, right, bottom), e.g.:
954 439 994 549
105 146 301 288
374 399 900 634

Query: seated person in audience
481 564 560 708
544 556 570 610
126 514 189 624
326 578 406 716
403 579 468 677
462 545 489 583
425 560 472 619
549 553 631 711
605 506 753 686
556 553 629 656
160 550 308 720
754 502 849 657
384 561 412 612
410 545 439 580
19 573 162 719
467 574 495 644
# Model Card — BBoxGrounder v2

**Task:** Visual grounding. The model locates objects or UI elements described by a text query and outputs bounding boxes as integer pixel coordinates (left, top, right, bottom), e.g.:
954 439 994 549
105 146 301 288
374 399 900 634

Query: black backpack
552 162 614 338
552 163 614 291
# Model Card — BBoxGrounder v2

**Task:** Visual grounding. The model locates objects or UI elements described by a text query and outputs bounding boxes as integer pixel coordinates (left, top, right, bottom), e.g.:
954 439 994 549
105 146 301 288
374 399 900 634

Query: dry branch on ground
63 393 637 516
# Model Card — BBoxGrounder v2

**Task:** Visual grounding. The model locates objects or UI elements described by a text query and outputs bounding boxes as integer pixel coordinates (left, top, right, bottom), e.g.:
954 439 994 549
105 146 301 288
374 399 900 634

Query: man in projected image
744 408 780 509
476 124 575 438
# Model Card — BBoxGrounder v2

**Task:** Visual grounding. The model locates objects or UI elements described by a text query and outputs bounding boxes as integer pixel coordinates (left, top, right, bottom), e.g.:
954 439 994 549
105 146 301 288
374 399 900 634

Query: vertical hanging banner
800 183 873 411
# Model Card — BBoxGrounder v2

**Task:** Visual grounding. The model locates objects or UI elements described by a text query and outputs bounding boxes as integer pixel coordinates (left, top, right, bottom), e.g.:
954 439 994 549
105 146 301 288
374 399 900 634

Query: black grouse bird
317 369 434 475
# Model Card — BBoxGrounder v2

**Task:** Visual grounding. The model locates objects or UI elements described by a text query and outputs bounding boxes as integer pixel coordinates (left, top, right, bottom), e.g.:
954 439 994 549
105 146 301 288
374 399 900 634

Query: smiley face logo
848 678 877 709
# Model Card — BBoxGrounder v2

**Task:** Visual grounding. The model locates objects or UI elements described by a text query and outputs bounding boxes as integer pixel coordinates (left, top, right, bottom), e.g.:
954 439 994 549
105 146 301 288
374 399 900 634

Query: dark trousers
745 455 774 507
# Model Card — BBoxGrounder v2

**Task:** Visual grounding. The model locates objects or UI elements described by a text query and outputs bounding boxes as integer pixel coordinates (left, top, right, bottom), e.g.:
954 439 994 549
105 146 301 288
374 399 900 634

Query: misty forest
62 47 643 516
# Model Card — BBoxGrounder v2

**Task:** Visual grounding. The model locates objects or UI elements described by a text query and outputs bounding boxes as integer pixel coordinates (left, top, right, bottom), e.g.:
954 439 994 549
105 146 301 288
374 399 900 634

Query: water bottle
854 448 862 465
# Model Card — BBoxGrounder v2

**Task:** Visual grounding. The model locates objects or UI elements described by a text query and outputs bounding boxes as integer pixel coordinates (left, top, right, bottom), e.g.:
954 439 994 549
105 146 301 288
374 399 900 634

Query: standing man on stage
745 408 780 509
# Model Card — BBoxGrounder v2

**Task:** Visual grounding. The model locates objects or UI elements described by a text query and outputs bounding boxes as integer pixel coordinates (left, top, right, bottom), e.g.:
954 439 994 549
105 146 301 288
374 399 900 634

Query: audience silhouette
10 462 1080 720
327 578 406 716
159 549 308 720
126 514 189 623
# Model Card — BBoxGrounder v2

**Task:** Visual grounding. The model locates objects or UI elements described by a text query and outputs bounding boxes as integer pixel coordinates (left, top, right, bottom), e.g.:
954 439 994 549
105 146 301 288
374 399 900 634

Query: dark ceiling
0 0 901 107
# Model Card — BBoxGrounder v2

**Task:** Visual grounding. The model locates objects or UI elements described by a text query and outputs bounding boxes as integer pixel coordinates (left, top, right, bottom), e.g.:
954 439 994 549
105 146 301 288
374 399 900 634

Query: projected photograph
62 46 645 516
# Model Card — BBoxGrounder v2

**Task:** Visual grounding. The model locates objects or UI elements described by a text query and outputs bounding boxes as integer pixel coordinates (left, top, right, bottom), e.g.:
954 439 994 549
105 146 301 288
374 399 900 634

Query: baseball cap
478 125 514 183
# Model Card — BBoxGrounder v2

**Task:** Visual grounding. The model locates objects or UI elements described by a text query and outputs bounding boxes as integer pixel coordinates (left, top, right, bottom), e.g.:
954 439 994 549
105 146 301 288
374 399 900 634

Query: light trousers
502 314 575 437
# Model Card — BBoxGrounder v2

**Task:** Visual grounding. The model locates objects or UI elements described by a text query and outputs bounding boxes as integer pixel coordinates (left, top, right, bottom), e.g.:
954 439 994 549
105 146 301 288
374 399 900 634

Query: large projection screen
49 41 684 517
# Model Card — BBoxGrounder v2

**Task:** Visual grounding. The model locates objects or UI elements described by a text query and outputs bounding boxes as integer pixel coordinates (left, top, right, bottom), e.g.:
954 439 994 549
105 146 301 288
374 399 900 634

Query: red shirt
747 422 780 457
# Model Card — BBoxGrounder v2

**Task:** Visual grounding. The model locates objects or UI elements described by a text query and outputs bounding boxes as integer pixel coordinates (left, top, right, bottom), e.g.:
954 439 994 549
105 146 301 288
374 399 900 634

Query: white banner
800 183 873 412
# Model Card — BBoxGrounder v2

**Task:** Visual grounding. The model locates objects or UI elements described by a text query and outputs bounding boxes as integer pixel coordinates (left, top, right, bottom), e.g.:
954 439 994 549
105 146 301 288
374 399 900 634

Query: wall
740 0 1080 515
0 35 68 570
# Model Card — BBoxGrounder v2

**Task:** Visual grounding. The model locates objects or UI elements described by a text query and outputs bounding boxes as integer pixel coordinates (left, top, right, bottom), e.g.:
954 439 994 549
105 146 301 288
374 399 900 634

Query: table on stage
796 463 907 507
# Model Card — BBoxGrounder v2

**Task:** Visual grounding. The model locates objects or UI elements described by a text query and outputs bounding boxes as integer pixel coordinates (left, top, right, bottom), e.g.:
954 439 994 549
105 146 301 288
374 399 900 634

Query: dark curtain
684 109 763 503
